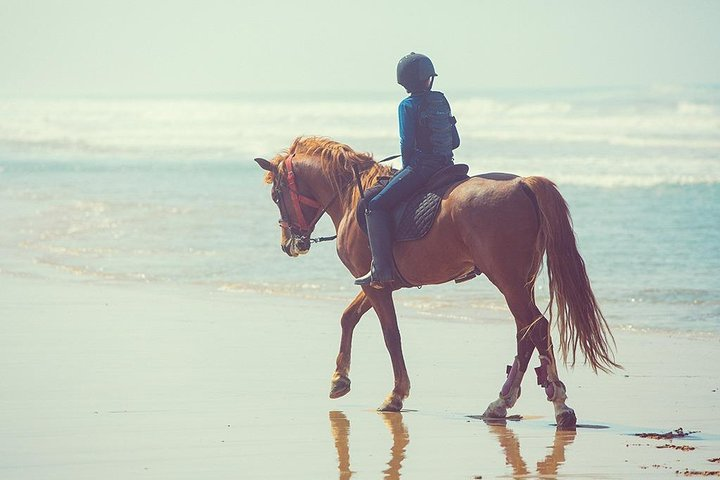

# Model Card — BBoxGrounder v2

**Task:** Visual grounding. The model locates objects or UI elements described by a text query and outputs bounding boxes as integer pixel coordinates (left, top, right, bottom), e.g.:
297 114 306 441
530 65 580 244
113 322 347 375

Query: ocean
1 86 718 335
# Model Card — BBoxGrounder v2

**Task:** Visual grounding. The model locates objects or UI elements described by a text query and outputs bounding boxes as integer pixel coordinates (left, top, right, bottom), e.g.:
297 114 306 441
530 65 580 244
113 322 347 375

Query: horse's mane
264 136 394 206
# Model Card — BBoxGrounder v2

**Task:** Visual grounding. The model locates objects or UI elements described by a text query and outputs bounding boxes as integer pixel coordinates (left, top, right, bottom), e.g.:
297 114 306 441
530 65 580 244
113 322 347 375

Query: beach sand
1 277 719 479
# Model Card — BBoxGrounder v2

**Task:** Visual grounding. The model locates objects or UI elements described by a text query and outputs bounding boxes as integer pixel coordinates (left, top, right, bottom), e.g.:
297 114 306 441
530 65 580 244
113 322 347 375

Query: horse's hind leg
330 291 372 399
485 284 577 429
529 314 577 430
483 297 537 418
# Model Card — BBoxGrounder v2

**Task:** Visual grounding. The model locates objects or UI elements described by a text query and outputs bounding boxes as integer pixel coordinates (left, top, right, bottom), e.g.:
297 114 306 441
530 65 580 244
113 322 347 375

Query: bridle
270 152 399 246
272 154 337 244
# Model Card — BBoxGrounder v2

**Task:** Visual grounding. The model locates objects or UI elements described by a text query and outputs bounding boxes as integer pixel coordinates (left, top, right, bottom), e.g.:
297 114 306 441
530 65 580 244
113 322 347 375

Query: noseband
274 154 337 243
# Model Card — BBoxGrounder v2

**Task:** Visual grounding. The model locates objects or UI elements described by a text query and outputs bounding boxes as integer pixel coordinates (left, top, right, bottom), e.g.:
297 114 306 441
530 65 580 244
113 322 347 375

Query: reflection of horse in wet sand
257 137 619 429
488 423 577 477
329 411 408 480
329 411 575 478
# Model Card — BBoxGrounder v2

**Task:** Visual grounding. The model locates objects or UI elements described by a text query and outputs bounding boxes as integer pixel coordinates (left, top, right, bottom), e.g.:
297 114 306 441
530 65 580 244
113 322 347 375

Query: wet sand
1 277 719 479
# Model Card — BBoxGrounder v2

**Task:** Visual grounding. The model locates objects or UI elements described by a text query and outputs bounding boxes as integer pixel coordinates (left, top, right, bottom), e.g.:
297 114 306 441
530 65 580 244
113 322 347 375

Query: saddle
357 163 470 242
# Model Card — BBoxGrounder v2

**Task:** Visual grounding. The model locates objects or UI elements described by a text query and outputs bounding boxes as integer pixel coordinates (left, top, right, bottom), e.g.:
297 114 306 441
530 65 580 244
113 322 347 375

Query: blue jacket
398 91 460 168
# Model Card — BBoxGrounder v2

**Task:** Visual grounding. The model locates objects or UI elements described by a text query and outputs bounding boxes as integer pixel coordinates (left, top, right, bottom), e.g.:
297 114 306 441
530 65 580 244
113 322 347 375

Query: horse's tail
521 176 620 373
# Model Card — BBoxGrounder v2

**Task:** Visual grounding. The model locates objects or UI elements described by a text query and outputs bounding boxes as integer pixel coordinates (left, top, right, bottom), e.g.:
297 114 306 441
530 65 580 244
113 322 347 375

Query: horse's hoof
378 396 403 412
483 398 508 419
329 376 351 399
555 408 577 430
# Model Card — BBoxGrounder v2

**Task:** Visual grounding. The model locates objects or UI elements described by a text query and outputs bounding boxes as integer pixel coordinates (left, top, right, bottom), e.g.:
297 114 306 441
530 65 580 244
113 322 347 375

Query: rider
355 52 460 288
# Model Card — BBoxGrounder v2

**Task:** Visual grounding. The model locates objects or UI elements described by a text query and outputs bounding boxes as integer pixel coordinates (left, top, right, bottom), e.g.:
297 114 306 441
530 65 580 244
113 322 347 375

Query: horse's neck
320 185 355 232
297 157 362 231
304 171 351 231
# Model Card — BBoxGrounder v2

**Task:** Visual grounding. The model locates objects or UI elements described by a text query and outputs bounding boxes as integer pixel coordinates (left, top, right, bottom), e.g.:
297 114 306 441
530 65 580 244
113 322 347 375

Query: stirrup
354 271 394 289
354 271 373 286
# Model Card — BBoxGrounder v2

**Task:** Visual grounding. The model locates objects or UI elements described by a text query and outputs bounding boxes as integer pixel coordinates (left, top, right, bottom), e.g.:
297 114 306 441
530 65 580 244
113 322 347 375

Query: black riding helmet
397 52 437 93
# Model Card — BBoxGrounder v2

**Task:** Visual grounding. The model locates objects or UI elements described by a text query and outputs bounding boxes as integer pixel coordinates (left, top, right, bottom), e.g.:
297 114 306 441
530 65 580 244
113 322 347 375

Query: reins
378 154 401 163
310 235 339 244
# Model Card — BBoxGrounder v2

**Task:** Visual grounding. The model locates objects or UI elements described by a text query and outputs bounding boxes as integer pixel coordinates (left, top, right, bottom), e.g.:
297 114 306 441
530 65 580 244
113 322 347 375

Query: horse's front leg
363 286 410 412
330 291 372 399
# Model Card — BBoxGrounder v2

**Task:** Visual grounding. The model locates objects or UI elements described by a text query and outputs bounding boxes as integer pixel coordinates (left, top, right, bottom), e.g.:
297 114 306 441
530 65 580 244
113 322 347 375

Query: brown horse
255 136 618 429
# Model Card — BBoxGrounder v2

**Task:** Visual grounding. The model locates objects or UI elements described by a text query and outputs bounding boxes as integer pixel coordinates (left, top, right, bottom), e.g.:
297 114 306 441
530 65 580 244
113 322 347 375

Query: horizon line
1 83 718 101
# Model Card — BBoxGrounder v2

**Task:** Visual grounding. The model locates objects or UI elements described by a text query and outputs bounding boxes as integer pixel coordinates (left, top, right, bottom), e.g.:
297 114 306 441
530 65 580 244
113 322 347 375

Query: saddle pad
357 164 470 242
357 188 442 242
393 190 442 242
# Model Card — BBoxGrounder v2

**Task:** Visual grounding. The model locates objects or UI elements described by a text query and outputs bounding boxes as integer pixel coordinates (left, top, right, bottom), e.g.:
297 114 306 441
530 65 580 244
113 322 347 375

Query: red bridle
276 154 326 236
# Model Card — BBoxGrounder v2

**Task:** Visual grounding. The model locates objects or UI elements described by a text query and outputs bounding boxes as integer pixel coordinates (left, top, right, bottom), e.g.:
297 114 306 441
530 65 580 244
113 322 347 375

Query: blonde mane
265 136 394 206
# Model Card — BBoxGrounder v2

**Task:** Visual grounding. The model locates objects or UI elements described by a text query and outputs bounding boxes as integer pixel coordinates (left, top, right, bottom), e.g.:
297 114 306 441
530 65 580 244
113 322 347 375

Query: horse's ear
255 157 276 173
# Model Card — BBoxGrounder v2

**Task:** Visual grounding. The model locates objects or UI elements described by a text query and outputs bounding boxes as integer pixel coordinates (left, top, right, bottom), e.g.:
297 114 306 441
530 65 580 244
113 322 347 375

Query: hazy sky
1 0 719 96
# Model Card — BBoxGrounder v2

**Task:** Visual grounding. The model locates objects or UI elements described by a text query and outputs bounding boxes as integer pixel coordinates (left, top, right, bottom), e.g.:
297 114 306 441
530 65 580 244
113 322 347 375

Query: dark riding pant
355 157 451 287
368 160 447 212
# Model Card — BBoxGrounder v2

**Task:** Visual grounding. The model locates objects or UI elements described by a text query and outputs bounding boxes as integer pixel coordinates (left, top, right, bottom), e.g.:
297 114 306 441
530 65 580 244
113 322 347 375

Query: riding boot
354 209 394 288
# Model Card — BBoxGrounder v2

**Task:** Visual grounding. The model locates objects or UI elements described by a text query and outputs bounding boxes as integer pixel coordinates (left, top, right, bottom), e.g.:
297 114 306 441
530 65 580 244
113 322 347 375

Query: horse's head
255 155 325 257
256 136 386 257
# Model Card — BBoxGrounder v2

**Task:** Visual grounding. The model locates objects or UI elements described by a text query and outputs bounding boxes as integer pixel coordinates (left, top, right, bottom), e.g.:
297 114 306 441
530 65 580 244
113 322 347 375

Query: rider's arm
451 121 460 150
398 99 416 168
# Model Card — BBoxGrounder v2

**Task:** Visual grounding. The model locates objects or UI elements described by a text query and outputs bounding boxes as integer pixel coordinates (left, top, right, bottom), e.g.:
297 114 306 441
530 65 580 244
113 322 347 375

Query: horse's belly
393 206 475 285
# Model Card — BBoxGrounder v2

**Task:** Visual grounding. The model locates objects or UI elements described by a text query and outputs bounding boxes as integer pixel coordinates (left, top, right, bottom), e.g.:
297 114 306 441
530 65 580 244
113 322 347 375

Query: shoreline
1 276 719 478
220 278 720 340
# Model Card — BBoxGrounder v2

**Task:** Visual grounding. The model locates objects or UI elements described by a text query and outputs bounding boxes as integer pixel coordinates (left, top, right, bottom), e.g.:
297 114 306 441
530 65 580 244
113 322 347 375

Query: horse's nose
281 243 290 255
297 237 311 252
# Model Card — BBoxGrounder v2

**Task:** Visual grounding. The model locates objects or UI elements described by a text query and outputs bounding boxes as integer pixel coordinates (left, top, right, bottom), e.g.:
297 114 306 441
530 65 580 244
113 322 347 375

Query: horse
255 136 619 429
